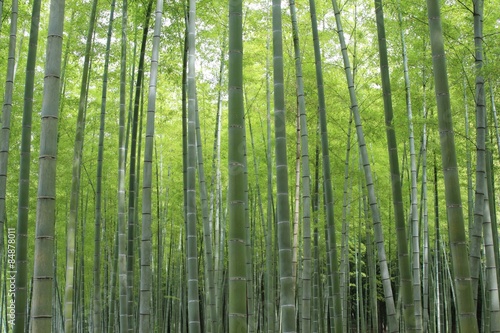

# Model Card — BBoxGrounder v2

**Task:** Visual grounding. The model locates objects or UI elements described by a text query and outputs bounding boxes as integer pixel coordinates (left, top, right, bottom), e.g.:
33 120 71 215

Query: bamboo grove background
0 0 500 331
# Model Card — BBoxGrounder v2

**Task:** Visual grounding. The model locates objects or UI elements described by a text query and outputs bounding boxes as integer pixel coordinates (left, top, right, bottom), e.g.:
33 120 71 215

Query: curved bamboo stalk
329 0 398 330
373 0 416 330
307 0 343 330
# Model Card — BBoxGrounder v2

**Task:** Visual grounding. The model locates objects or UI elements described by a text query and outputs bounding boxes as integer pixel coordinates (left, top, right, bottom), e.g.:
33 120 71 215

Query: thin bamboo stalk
0 0 18 261
14 0 41 330
330 0 398 330
118 0 129 330
63 1 98 330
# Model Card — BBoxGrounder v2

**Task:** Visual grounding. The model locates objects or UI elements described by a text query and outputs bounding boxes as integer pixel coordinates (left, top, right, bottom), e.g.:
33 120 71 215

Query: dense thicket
0 0 499 332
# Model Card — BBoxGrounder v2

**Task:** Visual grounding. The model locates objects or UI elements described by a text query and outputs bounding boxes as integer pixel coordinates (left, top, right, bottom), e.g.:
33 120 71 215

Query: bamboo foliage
0 1 3 33
1 0 500 332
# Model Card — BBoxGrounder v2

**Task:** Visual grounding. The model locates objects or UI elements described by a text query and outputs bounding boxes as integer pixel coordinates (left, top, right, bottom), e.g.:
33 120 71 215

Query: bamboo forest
1 0 500 331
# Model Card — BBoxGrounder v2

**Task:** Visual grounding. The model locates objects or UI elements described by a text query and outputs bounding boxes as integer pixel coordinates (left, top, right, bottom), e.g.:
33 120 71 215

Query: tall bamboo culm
272 0 296 329
31 0 65 331
426 0 478 331
228 0 248 329
186 0 201 330
138 0 163 331
0 0 18 273
287 0 313 331
397 4 423 330
118 0 130 331
14 0 41 330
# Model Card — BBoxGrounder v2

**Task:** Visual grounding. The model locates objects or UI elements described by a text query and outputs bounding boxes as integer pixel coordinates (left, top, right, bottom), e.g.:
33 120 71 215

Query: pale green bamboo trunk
272 0 296 329
138 0 162 331
426 0 478 331
14 0 41 330
398 6 423 330
469 0 486 310
210 30 225 329
118 0 129 331
194 98 217 333
0 0 18 269
186 0 201 330
482 175 500 331
287 0 313 331
340 114 353 333
31 0 65 331
420 95 430 333
265 17 276 333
